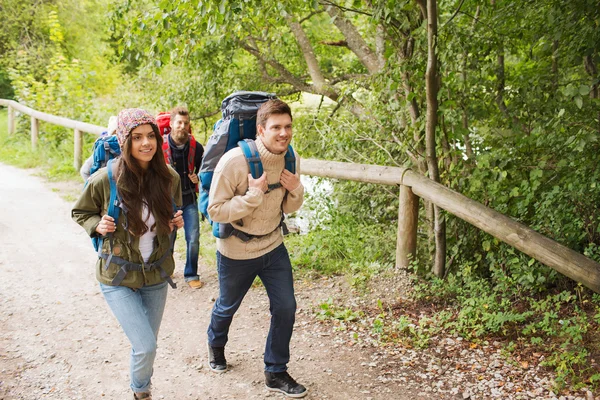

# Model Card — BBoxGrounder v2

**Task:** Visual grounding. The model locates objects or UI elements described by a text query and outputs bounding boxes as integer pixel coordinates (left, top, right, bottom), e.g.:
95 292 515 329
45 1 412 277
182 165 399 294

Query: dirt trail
0 163 419 400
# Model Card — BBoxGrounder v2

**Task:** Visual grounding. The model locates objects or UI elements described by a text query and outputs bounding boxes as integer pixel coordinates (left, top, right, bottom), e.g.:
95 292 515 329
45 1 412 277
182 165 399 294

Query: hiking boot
188 280 204 289
133 392 151 400
265 371 307 398
207 342 227 373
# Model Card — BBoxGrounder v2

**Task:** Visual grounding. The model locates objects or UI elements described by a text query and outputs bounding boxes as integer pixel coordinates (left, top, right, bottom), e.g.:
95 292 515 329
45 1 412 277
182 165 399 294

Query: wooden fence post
396 184 419 269
73 129 83 171
31 116 39 149
8 105 15 135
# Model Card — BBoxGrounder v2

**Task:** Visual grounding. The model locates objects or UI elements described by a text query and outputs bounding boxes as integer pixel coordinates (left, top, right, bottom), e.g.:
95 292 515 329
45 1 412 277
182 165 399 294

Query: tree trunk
495 47 523 131
551 40 559 93
425 0 446 278
584 55 599 134
461 5 479 162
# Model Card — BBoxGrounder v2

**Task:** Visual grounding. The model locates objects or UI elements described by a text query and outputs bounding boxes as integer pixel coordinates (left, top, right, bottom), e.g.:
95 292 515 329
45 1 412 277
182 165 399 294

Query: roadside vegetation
1 0 599 394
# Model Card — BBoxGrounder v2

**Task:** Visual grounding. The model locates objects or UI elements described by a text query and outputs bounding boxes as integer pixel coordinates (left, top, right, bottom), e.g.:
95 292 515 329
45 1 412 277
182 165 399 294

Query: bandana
116 108 157 147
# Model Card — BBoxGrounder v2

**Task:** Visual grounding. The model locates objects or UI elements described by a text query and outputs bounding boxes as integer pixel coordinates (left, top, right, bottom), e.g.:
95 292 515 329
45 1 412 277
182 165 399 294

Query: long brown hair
117 124 173 237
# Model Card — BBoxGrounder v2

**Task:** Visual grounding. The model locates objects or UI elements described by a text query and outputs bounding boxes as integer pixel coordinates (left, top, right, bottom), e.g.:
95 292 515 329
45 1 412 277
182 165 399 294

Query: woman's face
129 124 157 169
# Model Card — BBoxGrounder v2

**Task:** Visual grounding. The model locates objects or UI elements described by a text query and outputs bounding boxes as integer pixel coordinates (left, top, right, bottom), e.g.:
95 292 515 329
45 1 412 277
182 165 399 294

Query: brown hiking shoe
133 392 151 400
188 280 204 289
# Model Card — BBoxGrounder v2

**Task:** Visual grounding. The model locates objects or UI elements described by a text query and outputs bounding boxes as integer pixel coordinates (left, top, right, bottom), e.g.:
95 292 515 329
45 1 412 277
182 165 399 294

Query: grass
0 110 84 182
173 217 217 271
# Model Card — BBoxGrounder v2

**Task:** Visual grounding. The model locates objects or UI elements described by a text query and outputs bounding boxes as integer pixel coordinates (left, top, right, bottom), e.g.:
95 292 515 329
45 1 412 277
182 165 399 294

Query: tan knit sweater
207 137 304 260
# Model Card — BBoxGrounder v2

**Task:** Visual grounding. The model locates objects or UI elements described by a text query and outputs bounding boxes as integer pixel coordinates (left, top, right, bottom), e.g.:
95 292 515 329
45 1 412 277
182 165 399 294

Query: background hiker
72 108 183 400
206 99 307 398
80 115 118 181
162 106 204 289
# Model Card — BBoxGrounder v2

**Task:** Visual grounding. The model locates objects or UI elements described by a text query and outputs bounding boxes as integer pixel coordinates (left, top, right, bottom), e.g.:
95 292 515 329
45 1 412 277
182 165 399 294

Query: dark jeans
207 243 296 373
179 202 200 282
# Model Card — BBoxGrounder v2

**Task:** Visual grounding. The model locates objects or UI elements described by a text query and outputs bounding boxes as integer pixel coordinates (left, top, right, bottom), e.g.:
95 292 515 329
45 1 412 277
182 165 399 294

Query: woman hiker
72 108 183 400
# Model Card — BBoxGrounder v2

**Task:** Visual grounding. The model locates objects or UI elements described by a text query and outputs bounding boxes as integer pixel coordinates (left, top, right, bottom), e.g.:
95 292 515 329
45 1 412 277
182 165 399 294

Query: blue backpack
92 159 177 288
198 91 296 239
89 134 121 177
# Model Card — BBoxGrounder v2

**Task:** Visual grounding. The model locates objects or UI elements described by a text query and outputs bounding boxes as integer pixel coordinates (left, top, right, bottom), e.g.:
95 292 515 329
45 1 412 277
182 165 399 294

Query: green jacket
72 165 182 289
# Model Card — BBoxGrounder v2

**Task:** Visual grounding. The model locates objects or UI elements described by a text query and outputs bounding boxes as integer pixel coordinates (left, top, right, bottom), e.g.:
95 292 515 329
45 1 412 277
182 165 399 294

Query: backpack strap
284 145 296 174
188 136 198 193
238 139 263 179
101 159 121 266
162 134 173 165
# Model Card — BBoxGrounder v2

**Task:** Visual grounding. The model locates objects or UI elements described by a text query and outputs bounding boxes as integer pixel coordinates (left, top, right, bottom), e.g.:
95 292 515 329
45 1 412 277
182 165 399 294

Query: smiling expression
258 113 293 154
130 124 157 169
170 114 190 145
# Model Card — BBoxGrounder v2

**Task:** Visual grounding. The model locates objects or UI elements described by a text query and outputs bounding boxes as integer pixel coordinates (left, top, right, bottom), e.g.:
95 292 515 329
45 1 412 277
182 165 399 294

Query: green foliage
404 269 600 392
0 110 80 180
316 298 362 322
286 198 396 275
2 0 600 394
0 67 14 99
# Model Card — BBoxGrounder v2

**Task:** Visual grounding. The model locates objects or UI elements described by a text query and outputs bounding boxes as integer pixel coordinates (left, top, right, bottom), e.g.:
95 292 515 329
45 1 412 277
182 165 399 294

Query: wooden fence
2 99 599 293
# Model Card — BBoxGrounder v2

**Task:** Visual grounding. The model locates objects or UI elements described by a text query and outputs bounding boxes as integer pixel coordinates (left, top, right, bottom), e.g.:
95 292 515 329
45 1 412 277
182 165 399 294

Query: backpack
198 91 296 239
162 134 200 194
89 134 121 178
156 112 172 136
92 159 177 288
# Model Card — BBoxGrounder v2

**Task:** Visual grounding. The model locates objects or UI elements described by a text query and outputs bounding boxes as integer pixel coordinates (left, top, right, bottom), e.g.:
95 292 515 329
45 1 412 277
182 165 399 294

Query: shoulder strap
188 136 199 194
106 159 121 226
188 135 197 173
101 159 122 266
162 134 173 165
284 145 296 174
238 139 263 179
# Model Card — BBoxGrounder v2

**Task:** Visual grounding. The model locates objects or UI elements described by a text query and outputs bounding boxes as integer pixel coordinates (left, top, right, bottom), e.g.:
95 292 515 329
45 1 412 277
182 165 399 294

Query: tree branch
441 0 465 28
323 2 381 74
238 38 314 93
285 14 338 100
299 10 324 24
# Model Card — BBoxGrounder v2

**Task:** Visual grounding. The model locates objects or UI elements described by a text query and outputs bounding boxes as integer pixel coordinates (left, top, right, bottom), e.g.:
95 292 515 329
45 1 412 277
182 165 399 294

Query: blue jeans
179 202 200 282
99 281 168 394
207 243 297 373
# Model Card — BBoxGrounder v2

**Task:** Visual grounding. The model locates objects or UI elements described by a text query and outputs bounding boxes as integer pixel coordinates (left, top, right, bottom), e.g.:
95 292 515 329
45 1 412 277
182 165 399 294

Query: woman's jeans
99 281 168 393
207 243 297 373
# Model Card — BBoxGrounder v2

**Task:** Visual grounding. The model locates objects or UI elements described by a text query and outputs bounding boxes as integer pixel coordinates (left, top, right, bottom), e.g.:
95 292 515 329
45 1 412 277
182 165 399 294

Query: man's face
258 113 293 154
170 114 191 144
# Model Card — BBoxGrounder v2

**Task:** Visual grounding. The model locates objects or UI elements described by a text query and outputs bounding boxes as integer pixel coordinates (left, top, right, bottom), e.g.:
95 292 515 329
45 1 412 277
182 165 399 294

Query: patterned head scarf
116 108 157 147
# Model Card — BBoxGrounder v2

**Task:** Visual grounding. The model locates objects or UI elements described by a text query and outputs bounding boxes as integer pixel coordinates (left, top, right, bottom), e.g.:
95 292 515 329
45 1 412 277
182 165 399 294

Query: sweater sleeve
71 173 105 237
282 184 304 214
207 156 263 223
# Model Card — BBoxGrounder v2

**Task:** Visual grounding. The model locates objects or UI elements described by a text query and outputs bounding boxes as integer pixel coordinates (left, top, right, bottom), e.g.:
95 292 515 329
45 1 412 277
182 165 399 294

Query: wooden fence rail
3 99 600 293
0 99 105 170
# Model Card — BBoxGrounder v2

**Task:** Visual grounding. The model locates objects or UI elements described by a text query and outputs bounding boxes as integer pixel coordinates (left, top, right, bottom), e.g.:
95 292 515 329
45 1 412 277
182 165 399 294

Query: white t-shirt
139 204 157 263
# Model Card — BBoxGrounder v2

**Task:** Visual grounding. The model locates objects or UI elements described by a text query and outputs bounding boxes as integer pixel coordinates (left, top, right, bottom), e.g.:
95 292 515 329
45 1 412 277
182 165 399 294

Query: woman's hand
170 210 184 231
95 214 116 236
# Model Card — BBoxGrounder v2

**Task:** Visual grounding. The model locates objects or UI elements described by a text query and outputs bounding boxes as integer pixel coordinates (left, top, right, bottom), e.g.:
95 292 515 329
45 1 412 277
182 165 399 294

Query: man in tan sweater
206 99 307 398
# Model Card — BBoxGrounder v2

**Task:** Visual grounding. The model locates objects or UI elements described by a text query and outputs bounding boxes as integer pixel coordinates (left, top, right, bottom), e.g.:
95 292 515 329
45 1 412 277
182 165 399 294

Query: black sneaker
207 342 227 373
265 371 307 398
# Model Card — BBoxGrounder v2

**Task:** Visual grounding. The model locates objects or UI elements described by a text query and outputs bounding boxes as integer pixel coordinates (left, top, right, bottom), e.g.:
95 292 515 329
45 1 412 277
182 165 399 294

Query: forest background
1 0 599 394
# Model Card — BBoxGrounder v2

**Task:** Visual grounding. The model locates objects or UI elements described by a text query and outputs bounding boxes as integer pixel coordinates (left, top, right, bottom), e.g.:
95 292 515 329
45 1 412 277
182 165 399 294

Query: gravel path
0 163 596 400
